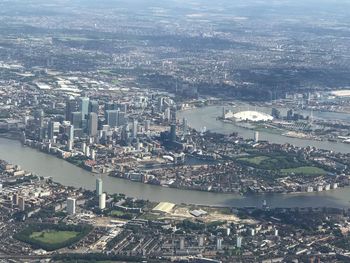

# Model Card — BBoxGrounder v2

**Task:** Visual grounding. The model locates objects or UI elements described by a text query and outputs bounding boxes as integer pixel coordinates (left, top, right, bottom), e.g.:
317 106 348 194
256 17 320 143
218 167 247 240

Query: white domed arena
233 111 273 122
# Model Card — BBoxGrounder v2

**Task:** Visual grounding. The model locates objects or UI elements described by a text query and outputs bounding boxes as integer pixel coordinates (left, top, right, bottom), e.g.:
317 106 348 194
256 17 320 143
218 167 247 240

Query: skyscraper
132 118 138 139
71 112 82 129
170 123 176 142
48 120 60 140
67 197 76 215
78 97 90 120
65 98 78 122
34 109 44 128
48 120 55 140
182 117 188 135
89 100 99 114
236 236 242 248
105 110 118 128
96 178 103 196
99 193 106 210
88 112 98 136
118 111 127 126
67 124 74 150
254 131 259 142
18 196 25 211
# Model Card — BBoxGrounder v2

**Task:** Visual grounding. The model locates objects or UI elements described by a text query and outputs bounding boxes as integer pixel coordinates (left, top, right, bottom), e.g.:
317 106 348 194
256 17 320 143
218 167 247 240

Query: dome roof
233 111 273 122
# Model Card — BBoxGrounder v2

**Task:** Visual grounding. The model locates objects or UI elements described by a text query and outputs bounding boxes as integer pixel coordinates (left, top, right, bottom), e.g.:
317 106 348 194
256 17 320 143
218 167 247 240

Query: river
1 137 350 208
178 105 350 154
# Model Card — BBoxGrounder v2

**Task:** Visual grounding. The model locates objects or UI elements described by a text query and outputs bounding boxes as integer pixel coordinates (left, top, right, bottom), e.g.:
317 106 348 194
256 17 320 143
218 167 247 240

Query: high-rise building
71 112 82 129
170 123 176 142
65 98 78 122
12 193 19 205
99 193 106 210
48 120 55 140
34 109 44 128
117 103 127 113
164 107 171 120
67 124 74 150
236 236 242 248
145 120 151 132
254 131 259 142
67 197 76 215
106 110 118 128
78 97 90 120
198 235 204 247
132 118 138 139
118 112 127 126
48 121 60 140
171 107 177 123
216 237 223 250
89 100 99 114
88 112 98 136
18 196 25 211
105 102 115 111
182 118 188 134
96 178 103 196
179 237 185 250
158 97 164 111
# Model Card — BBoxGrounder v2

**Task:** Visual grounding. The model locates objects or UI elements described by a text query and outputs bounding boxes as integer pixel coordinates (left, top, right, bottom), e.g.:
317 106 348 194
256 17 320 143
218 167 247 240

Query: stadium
233 110 273 122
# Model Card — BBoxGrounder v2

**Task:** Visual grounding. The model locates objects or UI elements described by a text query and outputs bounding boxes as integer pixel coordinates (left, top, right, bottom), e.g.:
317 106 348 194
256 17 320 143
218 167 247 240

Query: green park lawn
30 230 79 244
237 156 269 165
281 166 327 176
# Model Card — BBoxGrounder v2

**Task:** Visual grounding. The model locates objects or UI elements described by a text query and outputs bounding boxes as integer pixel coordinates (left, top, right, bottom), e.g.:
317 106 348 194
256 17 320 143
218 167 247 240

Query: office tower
78 97 89 119
254 131 259 142
182 118 188 134
82 142 86 153
67 197 76 215
132 118 138 139
99 193 106 210
89 100 99 114
198 235 204 247
118 111 127 126
105 102 114 111
96 178 103 196
179 237 185 250
88 112 98 136
271 108 281 119
105 110 118 128
67 124 74 150
170 123 176 142
158 97 164 111
65 98 78 122
216 237 223 250
236 236 242 248
34 109 44 128
67 124 74 140
71 112 82 129
0 183 2 192
287 109 294 120
48 120 55 140
145 120 151 132
171 107 177 123
48 121 60 140
85 145 90 157
91 149 96 160
12 193 19 205
117 103 127 113
164 107 171 120
18 197 25 211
